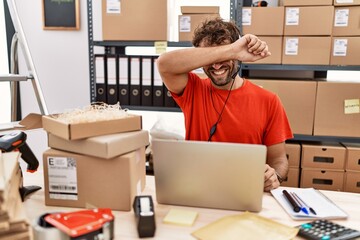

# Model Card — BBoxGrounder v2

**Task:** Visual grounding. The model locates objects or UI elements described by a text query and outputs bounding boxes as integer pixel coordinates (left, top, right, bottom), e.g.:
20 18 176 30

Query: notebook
151 139 267 212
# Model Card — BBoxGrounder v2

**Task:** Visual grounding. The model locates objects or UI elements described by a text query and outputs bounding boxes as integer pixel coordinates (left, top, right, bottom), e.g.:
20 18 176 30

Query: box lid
181 6 219 14
48 130 149 159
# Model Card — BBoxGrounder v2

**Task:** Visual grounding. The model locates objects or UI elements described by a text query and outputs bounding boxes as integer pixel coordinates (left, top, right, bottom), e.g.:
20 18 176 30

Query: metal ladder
0 0 48 121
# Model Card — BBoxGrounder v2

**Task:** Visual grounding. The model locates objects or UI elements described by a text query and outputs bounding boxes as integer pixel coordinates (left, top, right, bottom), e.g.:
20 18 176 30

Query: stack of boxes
300 142 346 191
342 143 360 193
282 141 301 187
41 114 149 211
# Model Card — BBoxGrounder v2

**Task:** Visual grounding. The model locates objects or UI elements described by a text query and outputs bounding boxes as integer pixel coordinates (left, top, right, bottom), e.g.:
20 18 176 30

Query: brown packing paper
192 212 298 240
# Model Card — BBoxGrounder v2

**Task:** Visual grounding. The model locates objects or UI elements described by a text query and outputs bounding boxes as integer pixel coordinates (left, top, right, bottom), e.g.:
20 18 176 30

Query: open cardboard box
42 114 142 140
0 113 42 132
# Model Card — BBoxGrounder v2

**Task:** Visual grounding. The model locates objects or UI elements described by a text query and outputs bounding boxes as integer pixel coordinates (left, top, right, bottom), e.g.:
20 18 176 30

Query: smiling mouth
211 68 228 76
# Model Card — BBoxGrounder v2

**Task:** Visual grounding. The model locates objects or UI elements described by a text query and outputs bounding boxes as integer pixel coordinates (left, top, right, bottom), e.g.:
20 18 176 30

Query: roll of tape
32 213 67 240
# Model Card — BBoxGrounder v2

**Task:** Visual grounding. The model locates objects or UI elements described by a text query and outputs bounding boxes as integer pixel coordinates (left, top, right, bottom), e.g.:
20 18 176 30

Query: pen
291 192 309 215
292 192 317 215
282 190 301 212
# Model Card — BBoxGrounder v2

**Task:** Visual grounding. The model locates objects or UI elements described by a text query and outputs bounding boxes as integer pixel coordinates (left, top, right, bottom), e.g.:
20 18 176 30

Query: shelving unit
86 0 360 143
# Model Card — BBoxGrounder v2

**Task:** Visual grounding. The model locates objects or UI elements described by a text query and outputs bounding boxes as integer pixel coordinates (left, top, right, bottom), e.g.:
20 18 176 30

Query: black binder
130 56 141 106
106 55 118 104
95 54 106 103
152 57 164 107
141 57 152 106
164 85 176 107
118 56 129 106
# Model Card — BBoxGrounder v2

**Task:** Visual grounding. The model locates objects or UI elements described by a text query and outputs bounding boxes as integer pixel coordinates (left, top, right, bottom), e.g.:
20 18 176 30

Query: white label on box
333 39 348 56
179 16 191 32
334 9 349 27
336 0 353 3
344 99 360 114
285 38 299 55
108 57 116 84
286 8 299 26
242 9 252 26
47 156 78 200
106 0 121 14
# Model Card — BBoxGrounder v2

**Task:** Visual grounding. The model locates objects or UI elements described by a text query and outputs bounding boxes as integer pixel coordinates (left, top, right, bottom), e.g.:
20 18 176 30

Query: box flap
17 113 43 130
181 6 219 14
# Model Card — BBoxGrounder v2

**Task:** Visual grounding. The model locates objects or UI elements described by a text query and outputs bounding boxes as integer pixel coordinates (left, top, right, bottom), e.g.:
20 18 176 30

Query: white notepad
271 187 348 220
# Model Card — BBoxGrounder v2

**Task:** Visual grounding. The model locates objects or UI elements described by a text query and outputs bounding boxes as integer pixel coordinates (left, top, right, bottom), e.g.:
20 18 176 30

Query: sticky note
163 208 198 226
344 99 360 114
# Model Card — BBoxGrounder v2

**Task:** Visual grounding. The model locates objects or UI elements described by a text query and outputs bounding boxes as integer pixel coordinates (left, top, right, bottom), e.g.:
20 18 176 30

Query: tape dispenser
33 208 114 240
133 195 156 238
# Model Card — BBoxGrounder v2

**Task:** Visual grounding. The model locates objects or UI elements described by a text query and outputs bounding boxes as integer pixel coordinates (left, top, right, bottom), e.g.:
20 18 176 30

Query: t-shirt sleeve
263 94 294 146
171 73 198 110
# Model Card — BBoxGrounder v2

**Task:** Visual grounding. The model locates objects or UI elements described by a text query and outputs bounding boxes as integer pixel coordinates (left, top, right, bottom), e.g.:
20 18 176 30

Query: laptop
152 139 267 212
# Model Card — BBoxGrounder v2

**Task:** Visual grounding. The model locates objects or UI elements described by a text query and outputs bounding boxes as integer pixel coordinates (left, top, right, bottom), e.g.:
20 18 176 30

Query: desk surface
23 170 360 240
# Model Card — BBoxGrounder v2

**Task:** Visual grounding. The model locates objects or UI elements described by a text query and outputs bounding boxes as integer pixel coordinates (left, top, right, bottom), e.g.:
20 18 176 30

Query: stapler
133 195 156 238
0 130 41 200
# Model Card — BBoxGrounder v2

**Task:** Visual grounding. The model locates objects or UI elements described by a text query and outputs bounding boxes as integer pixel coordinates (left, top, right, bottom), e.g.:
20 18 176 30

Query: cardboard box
242 7 284 36
48 130 149 159
313 82 360 137
284 6 334 36
102 0 167 41
281 0 333 6
42 114 142 140
342 142 360 171
333 7 360 36
344 171 360 193
285 142 301 167
282 37 331 65
330 37 360 66
334 0 360 6
249 79 317 135
179 6 219 42
301 142 346 170
43 147 146 211
281 167 300 187
300 169 344 191
244 37 283 64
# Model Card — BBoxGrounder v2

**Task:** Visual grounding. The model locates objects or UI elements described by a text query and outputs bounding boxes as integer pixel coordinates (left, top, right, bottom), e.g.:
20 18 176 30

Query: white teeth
213 69 226 75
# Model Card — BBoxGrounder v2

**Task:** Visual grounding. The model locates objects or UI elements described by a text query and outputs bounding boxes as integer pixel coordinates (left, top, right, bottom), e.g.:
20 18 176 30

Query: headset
207 63 242 142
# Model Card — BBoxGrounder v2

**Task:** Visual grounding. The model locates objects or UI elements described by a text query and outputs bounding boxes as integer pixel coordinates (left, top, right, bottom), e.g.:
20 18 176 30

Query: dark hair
192 18 241 47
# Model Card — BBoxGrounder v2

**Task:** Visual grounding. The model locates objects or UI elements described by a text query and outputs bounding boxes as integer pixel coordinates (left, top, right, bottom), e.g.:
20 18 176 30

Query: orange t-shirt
171 73 293 146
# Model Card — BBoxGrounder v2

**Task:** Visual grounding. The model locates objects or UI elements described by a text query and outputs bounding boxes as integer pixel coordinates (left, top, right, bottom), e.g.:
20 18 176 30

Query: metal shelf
290 134 360 144
93 41 193 48
242 64 360 71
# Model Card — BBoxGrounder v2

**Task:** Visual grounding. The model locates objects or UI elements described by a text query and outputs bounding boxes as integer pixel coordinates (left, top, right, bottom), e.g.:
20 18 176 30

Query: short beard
208 73 233 87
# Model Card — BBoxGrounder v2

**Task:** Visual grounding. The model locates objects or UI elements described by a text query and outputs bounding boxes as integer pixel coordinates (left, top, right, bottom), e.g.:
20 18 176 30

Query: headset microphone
207 64 241 142
252 1 268 7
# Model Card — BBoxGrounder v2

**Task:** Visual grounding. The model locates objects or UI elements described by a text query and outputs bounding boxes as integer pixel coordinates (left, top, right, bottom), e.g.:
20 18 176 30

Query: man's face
199 40 237 88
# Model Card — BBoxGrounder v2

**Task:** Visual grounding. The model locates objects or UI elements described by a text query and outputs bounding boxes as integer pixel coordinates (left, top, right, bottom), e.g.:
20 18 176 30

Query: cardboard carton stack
300 142 346 191
283 141 301 187
342 143 360 193
42 113 149 211
331 0 360 65
0 152 31 239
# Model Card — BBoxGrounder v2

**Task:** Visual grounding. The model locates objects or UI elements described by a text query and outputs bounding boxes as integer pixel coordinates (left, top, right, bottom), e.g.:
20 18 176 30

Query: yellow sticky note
163 208 198 226
344 99 360 114
155 41 167 54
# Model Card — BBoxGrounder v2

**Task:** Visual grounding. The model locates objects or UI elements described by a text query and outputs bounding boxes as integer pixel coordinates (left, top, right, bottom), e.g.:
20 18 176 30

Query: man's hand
232 34 271 62
264 164 280 192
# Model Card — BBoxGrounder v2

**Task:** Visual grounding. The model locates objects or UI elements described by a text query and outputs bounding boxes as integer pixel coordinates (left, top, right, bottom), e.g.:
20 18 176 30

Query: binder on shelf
153 57 164 107
130 56 141 106
141 57 152 106
164 85 176 107
95 54 106 103
118 56 129 106
106 55 118 104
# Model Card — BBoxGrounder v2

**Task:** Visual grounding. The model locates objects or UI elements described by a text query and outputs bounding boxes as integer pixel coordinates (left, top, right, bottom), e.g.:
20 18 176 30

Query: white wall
0 0 11 124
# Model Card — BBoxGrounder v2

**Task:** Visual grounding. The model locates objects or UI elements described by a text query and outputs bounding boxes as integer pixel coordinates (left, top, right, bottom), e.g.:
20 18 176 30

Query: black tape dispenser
133 195 156 238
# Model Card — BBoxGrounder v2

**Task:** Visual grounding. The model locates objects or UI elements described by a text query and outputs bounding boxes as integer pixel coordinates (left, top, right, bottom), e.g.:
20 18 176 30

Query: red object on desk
44 208 114 237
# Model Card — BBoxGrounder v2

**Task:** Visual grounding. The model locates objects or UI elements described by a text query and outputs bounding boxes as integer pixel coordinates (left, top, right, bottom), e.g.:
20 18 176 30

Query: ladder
0 0 48 121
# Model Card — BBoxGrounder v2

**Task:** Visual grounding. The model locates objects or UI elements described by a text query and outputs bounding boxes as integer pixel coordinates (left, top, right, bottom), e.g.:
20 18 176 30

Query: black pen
293 192 317 215
282 190 301 212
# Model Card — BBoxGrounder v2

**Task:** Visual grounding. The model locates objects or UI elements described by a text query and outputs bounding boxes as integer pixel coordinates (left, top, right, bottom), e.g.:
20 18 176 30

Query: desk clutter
0 152 31 239
41 104 149 211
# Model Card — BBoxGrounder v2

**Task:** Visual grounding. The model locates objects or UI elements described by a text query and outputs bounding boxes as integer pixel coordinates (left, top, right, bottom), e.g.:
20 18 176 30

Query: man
157 18 293 191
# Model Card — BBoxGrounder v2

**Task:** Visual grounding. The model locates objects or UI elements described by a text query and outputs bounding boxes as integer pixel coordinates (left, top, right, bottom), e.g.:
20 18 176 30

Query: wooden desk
23 170 360 240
